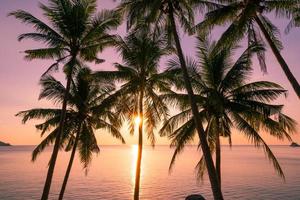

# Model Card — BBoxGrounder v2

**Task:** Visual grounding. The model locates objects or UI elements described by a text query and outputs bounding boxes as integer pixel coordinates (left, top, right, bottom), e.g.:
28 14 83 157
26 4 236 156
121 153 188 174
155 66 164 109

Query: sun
134 115 142 125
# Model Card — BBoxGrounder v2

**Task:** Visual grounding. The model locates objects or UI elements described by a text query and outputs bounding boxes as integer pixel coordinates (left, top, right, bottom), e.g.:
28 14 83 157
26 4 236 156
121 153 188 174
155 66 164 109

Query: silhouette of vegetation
93 31 173 200
16 67 125 199
117 1 225 198
10 1 120 198
11 0 300 200
195 0 300 98
160 35 297 189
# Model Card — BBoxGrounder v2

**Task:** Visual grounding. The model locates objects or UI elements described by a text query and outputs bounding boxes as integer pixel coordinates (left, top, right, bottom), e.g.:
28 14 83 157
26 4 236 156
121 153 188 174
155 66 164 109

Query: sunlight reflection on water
131 144 138 186
0 145 299 200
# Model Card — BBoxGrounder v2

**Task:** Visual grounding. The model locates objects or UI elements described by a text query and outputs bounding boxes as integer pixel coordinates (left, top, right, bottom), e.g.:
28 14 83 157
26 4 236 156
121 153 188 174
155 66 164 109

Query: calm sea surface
0 145 299 200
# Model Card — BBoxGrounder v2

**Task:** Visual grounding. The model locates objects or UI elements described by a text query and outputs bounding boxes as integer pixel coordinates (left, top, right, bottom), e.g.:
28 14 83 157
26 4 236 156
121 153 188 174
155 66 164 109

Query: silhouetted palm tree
117 1 224 198
16 68 125 200
196 0 300 98
160 36 297 189
93 32 172 200
10 1 120 198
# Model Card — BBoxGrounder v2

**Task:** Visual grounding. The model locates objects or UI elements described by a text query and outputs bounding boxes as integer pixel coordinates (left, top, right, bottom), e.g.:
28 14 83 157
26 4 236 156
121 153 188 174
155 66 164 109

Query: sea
0 145 299 200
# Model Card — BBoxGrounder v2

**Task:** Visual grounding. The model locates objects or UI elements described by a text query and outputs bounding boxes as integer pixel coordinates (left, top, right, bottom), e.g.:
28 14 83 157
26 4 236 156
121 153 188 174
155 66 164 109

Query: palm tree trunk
215 132 221 189
134 89 144 200
58 123 82 200
255 15 300 98
168 4 223 200
41 58 75 200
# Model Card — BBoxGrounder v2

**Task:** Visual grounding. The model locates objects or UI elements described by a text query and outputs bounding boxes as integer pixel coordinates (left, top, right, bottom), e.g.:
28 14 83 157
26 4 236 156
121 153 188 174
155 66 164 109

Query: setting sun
134 116 142 125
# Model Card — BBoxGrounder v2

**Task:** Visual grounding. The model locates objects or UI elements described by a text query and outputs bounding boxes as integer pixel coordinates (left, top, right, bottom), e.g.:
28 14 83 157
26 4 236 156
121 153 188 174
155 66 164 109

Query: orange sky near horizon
0 0 299 146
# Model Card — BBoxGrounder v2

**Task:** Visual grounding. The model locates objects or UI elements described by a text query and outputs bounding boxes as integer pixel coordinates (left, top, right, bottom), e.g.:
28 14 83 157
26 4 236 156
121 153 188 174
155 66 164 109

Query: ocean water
0 145 299 200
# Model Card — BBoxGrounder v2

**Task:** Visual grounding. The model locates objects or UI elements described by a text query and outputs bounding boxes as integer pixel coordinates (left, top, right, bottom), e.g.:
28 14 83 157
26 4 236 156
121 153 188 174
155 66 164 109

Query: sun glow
134 116 142 125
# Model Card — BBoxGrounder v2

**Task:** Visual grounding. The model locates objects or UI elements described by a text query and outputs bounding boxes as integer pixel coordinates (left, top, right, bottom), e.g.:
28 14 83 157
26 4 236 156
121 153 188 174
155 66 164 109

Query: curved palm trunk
168 4 223 200
255 15 300 98
215 132 221 189
41 59 75 200
134 89 144 200
58 123 82 200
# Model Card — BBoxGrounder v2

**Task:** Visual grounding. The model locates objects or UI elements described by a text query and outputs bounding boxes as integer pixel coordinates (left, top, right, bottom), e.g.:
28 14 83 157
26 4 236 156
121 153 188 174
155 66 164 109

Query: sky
0 0 300 145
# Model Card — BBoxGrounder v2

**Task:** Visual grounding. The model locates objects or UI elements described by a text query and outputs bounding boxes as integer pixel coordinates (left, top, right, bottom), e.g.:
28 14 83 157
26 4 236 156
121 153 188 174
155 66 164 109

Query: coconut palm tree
195 0 300 98
16 68 125 200
9 1 120 198
93 32 172 200
117 1 224 198
160 36 297 189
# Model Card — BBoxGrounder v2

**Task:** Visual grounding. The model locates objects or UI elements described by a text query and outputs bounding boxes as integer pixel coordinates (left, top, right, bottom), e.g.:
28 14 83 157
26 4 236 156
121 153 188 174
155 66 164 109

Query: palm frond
16 108 61 124
232 113 285 179
38 75 67 104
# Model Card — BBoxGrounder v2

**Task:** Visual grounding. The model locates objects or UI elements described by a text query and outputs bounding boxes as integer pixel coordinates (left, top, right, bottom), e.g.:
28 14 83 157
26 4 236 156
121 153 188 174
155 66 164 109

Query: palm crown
160 36 296 181
118 0 220 37
93 32 174 199
9 0 121 76
16 68 125 169
196 0 300 97
93 32 173 145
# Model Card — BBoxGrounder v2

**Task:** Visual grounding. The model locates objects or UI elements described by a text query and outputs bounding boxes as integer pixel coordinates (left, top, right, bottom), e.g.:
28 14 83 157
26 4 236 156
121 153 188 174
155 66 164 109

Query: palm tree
160 36 297 189
93 32 172 200
16 68 125 200
117 1 224 199
9 1 120 198
195 0 300 98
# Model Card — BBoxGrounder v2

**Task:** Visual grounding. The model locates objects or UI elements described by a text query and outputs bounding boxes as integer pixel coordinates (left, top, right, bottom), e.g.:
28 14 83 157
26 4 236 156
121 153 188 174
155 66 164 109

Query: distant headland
290 142 300 147
0 141 11 146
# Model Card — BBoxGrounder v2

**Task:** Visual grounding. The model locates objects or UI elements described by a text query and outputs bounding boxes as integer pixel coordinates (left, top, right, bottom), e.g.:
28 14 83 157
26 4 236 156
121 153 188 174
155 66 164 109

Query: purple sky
0 0 299 145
